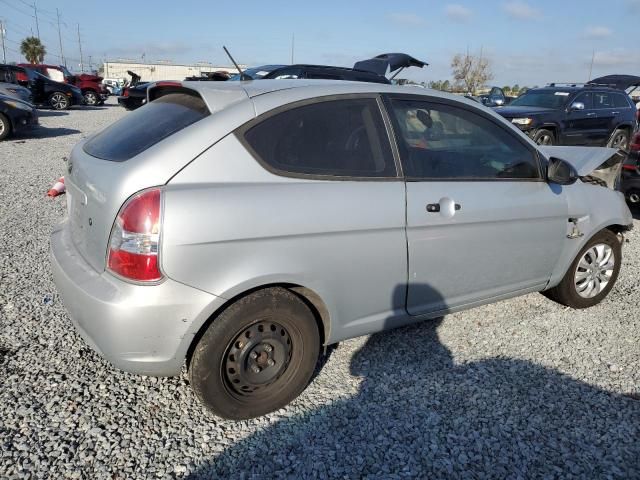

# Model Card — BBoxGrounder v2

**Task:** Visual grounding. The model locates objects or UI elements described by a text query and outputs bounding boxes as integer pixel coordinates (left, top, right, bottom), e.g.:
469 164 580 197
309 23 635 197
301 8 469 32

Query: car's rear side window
83 92 209 162
612 93 632 108
243 98 396 178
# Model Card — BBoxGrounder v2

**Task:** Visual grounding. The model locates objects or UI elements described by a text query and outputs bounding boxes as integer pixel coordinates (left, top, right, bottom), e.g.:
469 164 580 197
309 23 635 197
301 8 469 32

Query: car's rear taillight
107 188 163 282
122 88 129 97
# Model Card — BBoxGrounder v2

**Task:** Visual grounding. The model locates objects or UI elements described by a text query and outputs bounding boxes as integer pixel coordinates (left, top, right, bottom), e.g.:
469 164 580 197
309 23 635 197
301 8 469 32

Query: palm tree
20 37 46 64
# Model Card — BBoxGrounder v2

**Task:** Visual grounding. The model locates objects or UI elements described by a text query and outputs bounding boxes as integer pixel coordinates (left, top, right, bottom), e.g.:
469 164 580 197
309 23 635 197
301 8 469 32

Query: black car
0 64 84 110
117 71 151 111
0 93 38 141
494 84 637 147
231 53 427 84
621 130 640 206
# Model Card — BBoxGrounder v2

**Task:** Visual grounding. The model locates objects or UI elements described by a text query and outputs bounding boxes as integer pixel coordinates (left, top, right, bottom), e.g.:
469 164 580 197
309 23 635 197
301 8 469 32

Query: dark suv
494 84 636 147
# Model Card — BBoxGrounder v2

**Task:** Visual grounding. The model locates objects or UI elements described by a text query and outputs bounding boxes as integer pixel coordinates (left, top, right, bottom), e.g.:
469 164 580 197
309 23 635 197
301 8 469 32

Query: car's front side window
243 98 396 178
593 92 613 109
389 99 540 180
574 92 593 109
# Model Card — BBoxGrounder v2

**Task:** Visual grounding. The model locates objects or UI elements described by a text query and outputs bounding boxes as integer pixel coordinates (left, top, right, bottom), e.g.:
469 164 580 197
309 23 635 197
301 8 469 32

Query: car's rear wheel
543 229 621 308
532 129 555 145
0 113 11 141
189 287 320 419
49 92 70 110
607 128 630 151
83 90 98 106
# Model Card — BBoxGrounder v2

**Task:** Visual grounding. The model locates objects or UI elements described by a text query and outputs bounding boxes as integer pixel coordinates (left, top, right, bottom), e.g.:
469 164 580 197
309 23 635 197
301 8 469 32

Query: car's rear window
83 92 209 161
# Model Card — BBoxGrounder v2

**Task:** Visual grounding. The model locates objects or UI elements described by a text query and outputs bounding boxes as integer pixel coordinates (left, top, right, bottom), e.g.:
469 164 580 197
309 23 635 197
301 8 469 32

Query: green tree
20 37 46 64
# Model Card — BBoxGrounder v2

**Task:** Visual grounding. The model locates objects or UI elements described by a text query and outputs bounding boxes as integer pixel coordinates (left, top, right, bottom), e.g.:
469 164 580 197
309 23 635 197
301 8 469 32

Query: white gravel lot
0 98 639 479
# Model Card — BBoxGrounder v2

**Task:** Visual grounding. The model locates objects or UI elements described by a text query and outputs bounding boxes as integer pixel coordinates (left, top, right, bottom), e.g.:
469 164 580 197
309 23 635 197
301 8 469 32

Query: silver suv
51 80 633 419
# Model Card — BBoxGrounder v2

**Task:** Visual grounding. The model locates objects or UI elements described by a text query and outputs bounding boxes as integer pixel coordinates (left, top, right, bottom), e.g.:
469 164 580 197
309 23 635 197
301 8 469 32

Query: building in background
101 61 244 81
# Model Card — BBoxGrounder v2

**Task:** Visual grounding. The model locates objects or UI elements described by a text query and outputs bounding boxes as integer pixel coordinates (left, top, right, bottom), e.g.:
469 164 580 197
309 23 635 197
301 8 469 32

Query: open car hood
353 53 428 76
539 146 625 188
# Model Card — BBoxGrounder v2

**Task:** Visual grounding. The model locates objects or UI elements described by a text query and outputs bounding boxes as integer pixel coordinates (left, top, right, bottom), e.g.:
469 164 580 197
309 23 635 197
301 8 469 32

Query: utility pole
0 20 6 64
588 49 595 81
56 8 65 66
32 2 40 40
77 24 84 72
290 33 295 64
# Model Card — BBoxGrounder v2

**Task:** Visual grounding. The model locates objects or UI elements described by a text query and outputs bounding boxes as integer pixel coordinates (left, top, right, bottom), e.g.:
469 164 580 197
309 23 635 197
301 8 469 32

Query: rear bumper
11 108 39 133
50 219 221 376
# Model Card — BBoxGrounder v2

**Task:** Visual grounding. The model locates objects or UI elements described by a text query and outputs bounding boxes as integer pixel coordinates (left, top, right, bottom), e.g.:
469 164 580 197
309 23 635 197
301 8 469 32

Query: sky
1 0 639 86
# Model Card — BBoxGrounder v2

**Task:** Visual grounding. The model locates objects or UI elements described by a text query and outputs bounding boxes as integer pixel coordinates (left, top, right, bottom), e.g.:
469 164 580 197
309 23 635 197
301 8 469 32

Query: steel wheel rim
0 118 5 135
223 321 293 396
537 134 552 145
574 243 615 298
52 94 66 109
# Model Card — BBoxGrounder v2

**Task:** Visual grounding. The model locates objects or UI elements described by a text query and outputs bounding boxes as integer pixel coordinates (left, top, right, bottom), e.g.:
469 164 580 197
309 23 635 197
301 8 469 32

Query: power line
0 0 34 19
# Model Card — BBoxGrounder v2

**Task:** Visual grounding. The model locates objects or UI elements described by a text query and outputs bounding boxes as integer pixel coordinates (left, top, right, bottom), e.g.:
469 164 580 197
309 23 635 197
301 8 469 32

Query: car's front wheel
49 92 70 110
189 287 320 419
607 128 630 151
543 229 621 308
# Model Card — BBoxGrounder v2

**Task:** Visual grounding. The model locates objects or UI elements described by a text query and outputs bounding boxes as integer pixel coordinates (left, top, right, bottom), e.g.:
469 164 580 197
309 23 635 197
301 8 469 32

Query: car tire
83 90 98 106
49 92 70 110
532 129 555 146
607 128 630 151
0 113 11 141
189 287 320 420
543 229 621 309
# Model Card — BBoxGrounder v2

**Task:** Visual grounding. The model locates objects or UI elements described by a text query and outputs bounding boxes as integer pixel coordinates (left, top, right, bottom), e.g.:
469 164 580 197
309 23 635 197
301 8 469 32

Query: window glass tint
612 93 631 108
244 98 396 177
83 92 209 162
390 100 539 180
593 92 613 108
574 92 593 109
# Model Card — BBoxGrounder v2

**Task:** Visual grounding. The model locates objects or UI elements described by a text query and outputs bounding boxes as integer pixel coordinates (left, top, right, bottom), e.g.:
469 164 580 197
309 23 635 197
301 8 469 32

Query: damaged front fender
539 146 625 189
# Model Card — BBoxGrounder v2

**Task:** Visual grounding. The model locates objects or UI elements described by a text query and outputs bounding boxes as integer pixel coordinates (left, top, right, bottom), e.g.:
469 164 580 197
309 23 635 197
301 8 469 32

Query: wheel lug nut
263 344 273 353
251 365 261 373
249 352 257 360
267 359 275 367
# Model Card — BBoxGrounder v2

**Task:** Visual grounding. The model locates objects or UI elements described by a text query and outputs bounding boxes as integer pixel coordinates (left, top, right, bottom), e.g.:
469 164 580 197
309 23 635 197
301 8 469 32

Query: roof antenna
223 46 250 81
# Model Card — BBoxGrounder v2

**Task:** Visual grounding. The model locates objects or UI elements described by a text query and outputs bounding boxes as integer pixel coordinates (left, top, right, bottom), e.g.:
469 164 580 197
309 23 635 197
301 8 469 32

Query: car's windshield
509 90 571 109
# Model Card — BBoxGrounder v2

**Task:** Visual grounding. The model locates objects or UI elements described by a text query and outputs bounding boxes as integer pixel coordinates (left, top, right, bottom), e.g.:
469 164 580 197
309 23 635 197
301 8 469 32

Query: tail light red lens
630 132 640 152
107 188 163 282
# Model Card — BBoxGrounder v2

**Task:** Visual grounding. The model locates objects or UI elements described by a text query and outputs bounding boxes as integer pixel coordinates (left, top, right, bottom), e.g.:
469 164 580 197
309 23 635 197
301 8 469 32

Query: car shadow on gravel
12 127 81 140
188 284 640 479
35 110 69 117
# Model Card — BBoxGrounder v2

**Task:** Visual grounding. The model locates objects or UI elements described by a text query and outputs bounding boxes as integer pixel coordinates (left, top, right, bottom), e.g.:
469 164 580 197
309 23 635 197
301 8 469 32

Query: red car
17 64 108 106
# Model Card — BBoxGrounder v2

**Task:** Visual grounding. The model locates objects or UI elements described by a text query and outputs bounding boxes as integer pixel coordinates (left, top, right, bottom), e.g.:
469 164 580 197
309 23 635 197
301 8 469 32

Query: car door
385 95 568 316
563 92 600 145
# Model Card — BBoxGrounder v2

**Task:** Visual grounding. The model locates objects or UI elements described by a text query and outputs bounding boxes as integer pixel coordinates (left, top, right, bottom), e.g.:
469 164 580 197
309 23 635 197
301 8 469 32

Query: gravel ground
1 99 639 479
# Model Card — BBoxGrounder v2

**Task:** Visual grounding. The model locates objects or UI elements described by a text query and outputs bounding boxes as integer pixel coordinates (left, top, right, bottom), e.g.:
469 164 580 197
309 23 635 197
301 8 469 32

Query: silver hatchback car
51 80 633 419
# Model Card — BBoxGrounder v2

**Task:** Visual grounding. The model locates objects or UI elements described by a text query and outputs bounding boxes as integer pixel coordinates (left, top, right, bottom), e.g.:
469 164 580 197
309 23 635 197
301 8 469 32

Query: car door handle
426 203 461 213
611 111 619 115
586 112 596 116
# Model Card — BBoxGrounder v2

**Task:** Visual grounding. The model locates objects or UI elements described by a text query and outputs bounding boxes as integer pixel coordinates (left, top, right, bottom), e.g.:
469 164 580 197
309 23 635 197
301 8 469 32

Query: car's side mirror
569 102 584 111
547 157 578 185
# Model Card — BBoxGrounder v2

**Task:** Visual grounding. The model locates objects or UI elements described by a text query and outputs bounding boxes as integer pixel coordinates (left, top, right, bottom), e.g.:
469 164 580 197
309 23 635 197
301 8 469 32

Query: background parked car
102 78 125 96
0 93 38 141
17 67 84 110
494 84 637 147
621 130 640 205
117 71 151 110
17 64 108 106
